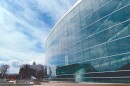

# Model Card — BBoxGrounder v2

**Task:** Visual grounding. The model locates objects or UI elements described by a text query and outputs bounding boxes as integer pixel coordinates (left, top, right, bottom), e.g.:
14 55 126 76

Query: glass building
45 0 130 83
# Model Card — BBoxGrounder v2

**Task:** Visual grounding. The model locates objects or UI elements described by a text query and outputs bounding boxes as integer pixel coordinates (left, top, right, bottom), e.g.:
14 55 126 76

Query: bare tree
19 64 31 79
19 64 46 80
0 65 9 79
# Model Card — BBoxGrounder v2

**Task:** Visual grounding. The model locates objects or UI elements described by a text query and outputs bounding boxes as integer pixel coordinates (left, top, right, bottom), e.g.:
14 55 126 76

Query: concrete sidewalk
36 82 130 86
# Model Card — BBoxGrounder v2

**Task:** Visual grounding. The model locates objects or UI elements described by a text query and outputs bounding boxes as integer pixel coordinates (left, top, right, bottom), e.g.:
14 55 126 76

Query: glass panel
71 34 77 44
76 31 82 41
92 10 101 22
122 0 130 6
124 5 130 20
90 47 99 59
85 4 93 16
81 27 88 39
76 41 83 52
88 35 97 48
91 0 100 11
83 49 91 61
71 53 77 64
105 26 118 42
110 0 123 12
86 14 93 26
87 24 96 36
68 54 73 64
99 0 111 17
126 53 130 65
79 1 86 20
74 4 80 15
96 31 107 45
107 40 119 56
109 55 122 71
84 61 92 73
118 37 130 54
98 44 107 58
91 59 100 72
92 19 104 34
99 0 110 6
77 51 84 63
123 53 130 67
75 21 81 32
99 57 110 71
80 18 87 28
83 38 89 50
68 44 77 55
75 13 80 24
113 8 126 23
116 21 130 39
102 13 114 30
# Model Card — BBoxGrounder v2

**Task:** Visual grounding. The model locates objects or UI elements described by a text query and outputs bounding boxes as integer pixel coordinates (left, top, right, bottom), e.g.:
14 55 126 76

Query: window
107 41 119 56
113 8 126 23
109 55 122 71
76 31 82 41
68 55 73 64
98 44 107 58
71 34 76 44
99 57 110 71
83 49 90 61
92 10 101 22
99 0 111 17
90 47 99 59
70 54 77 64
77 51 84 62
76 41 83 52
91 0 100 11
110 0 123 14
91 59 100 72
118 37 130 54
80 18 87 28
83 38 89 50
99 0 110 6
116 21 130 39
88 35 97 48
121 53 130 67
96 31 107 45
124 5 130 20
86 14 94 26
85 4 93 16
81 27 88 39
68 44 77 55
74 4 80 15
91 19 104 34
105 26 118 42
87 25 95 36
75 21 81 32
80 8 86 20
74 13 80 24
122 0 130 6
102 13 114 30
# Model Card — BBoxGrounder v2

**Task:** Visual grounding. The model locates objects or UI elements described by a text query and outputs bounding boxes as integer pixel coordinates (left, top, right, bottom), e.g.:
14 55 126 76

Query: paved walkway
34 82 130 86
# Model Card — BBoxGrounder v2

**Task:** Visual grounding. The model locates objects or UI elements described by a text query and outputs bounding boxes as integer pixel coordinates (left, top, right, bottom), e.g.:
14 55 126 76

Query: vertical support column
65 55 68 65
75 68 85 82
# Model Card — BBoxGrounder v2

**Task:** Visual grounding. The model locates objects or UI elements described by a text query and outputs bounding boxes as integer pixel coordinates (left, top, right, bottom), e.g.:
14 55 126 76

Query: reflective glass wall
45 0 130 83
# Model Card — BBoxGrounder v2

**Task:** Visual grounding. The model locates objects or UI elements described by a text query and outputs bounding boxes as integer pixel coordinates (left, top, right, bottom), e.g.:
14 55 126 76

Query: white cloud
0 0 76 73
36 0 77 21
0 60 22 73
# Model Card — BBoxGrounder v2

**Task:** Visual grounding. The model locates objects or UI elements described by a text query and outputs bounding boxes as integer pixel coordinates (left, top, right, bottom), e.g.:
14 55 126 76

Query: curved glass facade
45 0 130 83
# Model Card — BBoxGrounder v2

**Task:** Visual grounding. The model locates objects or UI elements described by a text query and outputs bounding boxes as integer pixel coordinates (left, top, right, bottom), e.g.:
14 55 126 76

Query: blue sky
0 0 76 73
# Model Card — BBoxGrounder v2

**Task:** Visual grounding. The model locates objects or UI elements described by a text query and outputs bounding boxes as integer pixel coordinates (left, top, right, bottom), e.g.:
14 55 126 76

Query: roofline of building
45 0 82 47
